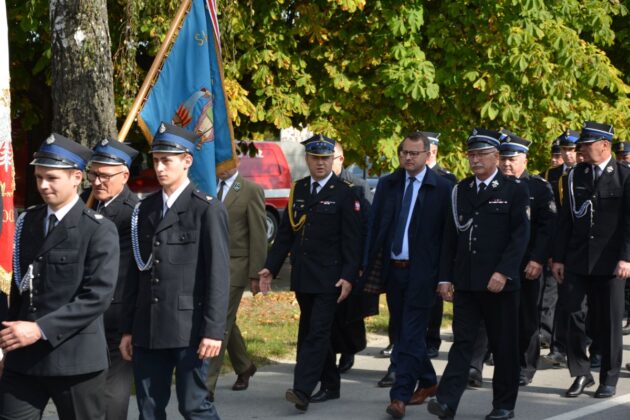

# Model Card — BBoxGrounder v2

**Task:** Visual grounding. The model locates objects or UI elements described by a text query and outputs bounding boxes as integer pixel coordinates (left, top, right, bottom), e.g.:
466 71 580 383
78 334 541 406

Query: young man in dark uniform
540 129 580 368
552 121 630 399
258 134 362 412
428 128 530 420
0 134 119 419
120 122 230 419
83 139 139 420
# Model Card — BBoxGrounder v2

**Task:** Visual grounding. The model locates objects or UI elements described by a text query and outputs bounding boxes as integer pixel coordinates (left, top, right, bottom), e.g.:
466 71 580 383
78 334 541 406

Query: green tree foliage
8 0 630 177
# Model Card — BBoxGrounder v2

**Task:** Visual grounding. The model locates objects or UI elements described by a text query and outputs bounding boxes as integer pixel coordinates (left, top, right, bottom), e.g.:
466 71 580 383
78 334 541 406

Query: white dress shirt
218 171 239 202
162 178 191 216
310 171 334 195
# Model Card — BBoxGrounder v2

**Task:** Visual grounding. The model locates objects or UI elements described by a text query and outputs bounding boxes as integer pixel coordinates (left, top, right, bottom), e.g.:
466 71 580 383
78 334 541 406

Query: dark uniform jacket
553 159 630 276
433 163 458 185
81 186 138 347
6 200 119 376
520 171 556 267
544 165 569 210
122 183 230 349
364 168 453 307
440 170 530 292
265 174 362 294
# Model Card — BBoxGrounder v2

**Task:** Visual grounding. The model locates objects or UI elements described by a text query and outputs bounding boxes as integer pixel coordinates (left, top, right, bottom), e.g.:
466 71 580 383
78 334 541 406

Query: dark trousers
386 267 436 403
519 276 542 379
0 369 106 420
133 346 220 420
538 266 557 344
426 296 443 350
550 279 573 355
437 290 520 413
564 273 625 386
294 292 339 395
104 347 133 420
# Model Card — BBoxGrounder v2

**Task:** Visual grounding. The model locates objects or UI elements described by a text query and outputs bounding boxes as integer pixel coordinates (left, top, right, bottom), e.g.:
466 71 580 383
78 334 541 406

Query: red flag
1 0 14 296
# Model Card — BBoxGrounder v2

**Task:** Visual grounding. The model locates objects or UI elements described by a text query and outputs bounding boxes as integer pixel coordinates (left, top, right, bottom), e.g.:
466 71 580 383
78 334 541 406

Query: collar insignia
233 182 241 192
469 181 475 188
606 166 613 174
491 180 499 188
584 166 590 174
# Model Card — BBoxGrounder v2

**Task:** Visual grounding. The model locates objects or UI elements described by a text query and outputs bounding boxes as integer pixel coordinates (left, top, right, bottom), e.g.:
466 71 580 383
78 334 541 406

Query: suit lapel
474 171 505 208
36 199 84 257
155 184 193 234
595 160 618 192
223 175 242 209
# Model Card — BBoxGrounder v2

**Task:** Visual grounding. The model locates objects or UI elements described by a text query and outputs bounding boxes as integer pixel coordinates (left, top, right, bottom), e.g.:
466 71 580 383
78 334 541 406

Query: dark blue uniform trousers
133 346 220 420
437 290 520 413
386 266 437 403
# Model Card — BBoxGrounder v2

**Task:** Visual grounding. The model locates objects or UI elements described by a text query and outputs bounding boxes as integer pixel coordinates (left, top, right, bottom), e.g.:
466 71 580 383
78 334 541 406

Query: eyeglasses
466 150 497 159
87 170 126 183
399 150 428 158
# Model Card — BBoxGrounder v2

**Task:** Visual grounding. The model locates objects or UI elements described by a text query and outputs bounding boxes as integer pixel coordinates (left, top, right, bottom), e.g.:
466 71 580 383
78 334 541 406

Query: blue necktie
392 177 415 256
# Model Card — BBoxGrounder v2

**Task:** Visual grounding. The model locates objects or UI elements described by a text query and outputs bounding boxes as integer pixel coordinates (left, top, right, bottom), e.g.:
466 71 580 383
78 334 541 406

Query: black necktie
593 165 602 183
95 201 103 214
311 182 320 198
218 181 226 201
46 214 57 237
391 177 416 256
478 182 487 195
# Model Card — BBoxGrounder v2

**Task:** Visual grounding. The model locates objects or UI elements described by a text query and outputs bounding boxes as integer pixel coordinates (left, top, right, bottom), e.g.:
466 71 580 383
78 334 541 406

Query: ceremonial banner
138 0 235 196
0 0 15 296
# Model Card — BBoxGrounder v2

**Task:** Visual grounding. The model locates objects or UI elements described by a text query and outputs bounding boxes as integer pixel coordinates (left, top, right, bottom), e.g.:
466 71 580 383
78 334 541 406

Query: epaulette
530 174 549 184
26 204 45 212
83 208 104 222
192 189 213 204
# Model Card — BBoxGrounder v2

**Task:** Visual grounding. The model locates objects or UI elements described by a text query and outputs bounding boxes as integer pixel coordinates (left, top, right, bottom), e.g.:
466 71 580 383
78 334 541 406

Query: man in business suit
364 131 452 418
423 131 457 360
119 122 230 419
552 121 630 399
427 128 530 420
206 159 267 400
258 134 362 412
83 139 139 419
0 134 119 419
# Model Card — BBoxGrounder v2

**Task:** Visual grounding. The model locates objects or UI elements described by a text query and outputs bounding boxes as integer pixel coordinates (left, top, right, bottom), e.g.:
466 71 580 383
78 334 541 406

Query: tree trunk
50 0 116 146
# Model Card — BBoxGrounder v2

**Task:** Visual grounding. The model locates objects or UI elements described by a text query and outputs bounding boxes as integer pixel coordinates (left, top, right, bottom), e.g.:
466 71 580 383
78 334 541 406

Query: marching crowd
0 119 628 420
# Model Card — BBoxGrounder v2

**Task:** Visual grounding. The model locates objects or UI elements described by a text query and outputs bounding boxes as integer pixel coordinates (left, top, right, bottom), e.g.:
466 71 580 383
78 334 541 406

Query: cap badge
45 136 55 144
159 123 166 134
101 139 109 146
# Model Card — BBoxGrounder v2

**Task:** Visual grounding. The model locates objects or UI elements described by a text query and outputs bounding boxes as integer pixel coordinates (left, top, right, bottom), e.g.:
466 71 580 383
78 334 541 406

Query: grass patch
222 292 453 373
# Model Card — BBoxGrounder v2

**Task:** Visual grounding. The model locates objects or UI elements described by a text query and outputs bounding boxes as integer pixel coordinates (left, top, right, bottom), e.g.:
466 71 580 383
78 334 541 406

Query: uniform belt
390 260 410 268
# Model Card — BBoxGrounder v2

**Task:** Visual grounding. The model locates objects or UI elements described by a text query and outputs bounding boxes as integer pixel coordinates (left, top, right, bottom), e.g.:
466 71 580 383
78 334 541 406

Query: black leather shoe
485 408 515 420
594 384 616 398
565 375 595 397
427 398 455 419
484 352 494 366
338 354 354 373
427 347 439 359
468 368 482 388
626 362 630 372
285 388 309 411
541 351 567 369
590 353 602 369
518 374 532 386
378 370 396 387
623 321 630 336
379 343 394 358
310 388 340 403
